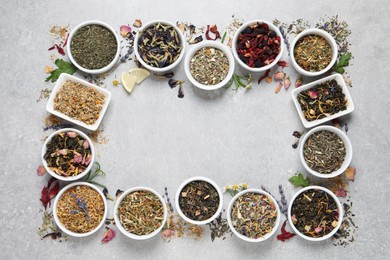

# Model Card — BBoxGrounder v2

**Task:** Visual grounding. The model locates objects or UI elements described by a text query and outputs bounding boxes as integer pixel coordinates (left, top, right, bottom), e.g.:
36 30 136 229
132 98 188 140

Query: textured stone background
0 0 389 259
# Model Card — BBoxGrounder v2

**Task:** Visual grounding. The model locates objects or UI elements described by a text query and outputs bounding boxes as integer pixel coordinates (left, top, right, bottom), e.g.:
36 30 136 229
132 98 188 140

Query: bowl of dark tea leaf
114 187 167 240
291 73 355 128
288 186 343 241
184 41 235 90
67 20 120 74
300 125 352 178
175 176 223 225
53 182 107 237
290 28 337 76
232 20 284 73
42 128 95 181
227 189 280 242
134 20 185 74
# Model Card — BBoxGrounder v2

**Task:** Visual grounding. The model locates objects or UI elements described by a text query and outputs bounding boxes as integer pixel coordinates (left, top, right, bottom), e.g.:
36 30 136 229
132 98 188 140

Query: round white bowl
114 186 168 240
134 20 185 74
184 41 235 90
42 128 95 181
175 176 223 225
300 125 352 178
290 28 338 77
227 189 280 242
53 182 108 237
67 20 121 74
232 20 284 73
288 185 343 241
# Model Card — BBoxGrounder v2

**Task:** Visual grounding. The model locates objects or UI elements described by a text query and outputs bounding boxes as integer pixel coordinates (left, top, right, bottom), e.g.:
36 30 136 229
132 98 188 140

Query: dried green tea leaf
289 173 311 187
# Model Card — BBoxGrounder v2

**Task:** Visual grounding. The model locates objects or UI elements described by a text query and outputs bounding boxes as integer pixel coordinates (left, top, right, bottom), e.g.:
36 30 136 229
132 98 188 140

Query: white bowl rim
300 125 353 178
290 28 338 77
232 20 284 72
114 186 168 240
41 128 95 181
134 20 186 73
287 185 343 241
175 176 223 225
227 188 281 242
184 41 235 90
291 73 355 128
53 181 108 237
67 20 121 74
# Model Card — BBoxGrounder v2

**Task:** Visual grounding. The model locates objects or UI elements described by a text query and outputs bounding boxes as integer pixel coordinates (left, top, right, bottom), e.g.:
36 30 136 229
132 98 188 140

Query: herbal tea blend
297 79 347 121
71 25 117 70
179 181 220 221
231 192 277 239
291 189 339 238
236 22 281 68
137 23 183 68
54 80 105 125
294 34 332 72
118 191 164 236
190 47 229 85
44 131 92 177
304 130 346 174
56 185 105 233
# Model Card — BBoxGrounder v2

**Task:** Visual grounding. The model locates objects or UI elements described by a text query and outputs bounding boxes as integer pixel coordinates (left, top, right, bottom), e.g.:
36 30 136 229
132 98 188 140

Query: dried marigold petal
345 167 356 181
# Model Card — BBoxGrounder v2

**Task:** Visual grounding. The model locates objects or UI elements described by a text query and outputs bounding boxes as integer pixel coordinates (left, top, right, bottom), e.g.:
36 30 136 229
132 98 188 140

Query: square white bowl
46 73 112 131
291 73 354 128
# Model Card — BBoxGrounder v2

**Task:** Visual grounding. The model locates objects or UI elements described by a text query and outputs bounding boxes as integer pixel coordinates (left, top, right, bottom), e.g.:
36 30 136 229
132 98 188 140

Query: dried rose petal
284 76 291 89
83 140 89 149
308 91 318 99
133 19 142 28
73 152 82 164
66 131 77 138
120 25 132 37
335 188 347 197
345 167 356 181
84 154 92 166
37 165 47 176
101 228 116 243
161 228 173 239
57 149 68 156
274 71 285 81
275 82 283 94
314 227 323 233
277 60 288 67
295 77 303 88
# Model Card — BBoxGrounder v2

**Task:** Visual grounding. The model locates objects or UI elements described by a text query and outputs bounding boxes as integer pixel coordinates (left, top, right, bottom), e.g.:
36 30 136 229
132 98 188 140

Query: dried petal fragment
284 76 291 89
133 19 142 28
345 167 356 181
274 71 285 81
37 165 47 176
335 188 347 197
161 228 174 239
66 131 77 138
277 220 296 241
275 82 283 94
308 91 318 99
120 25 132 37
295 77 303 88
265 76 272 84
44 66 54 74
101 228 116 243
258 69 270 84
73 152 82 164
277 60 289 67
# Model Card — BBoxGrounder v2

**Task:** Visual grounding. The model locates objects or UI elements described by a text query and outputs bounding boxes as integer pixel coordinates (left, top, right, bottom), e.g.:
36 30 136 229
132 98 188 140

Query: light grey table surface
1 0 389 259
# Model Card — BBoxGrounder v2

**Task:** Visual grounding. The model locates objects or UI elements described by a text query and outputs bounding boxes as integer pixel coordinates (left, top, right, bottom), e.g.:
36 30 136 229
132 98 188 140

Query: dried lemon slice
121 72 137 94
128 68 150 84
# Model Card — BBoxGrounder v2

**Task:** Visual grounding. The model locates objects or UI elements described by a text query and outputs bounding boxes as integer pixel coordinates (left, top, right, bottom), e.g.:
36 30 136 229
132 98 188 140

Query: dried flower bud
335 188 347 197
84 154 92 166
37 165 46 176
161 228 173 239
295 77 303 88
66 131 77 138
309 91 318 99
284 76 291 89
275 82 283 94
277 60 289 67
120 25 131 37
57 149 68 156
133 19 142 28
83 140 89 149
265 76 272 84
101 228 116 243
274 71 285 81
188 35 203 45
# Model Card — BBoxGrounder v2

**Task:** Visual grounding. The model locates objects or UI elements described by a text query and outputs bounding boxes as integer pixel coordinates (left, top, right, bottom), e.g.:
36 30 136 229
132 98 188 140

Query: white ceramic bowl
288 186 343 241
291 73 354 128
175 176 223 225
184 41 235 90
114 186 168 240
290 28 338 76
67 20 120 74
53 182 108 237
42 128 95 181
134 20 185 74
46 73 112 131
227 189 280 242
232 20 284 73
300 125 353 179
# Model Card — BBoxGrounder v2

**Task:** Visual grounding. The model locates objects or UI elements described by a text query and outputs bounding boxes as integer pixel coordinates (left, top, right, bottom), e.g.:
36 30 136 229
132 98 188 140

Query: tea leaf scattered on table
289 172 311 187
45 59 77 82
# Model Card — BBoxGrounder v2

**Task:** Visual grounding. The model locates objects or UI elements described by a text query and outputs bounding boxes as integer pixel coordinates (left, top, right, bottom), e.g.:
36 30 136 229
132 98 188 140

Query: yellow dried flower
112 79 119 86
232 184 239 190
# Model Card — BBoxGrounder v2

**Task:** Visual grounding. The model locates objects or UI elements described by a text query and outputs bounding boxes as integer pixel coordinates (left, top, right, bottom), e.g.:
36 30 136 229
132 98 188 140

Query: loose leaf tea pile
179 181 220 221
304 130 346 174
137 22 183 68
291 189 339 238
71 25 117 69
54 80 105 125
231 192 277 239
236 22 281 68
297 79 347 121
56 185 105 233
294 34 332 72
43 131 92 177
117 191 165 236
190 47 229 85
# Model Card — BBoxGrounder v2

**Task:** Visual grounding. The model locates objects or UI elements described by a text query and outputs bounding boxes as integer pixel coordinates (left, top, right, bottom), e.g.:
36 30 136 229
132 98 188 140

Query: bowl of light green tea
67 20 120 74
300 125 353 178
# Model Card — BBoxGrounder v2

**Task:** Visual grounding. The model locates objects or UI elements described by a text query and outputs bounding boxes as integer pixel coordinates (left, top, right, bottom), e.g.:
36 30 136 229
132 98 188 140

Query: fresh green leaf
335 67 345 74
289 172 311 188
45 59 77 83
332 52 352 74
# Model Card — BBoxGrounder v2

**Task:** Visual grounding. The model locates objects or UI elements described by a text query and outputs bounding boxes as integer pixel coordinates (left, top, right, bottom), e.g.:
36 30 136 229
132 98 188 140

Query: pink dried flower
309 91 318 99
66 131 77 138
335 188 347 197
161 228 174 240
265 76 272 84
284 76 291 89
83 140 89 149
133 19 142 28
37 165 46 176
345 167 356 181
84 154 92 166
275 82 283 94
120 25 131 37
73 152 82 164
314 226 323 233
277 60 288 67
57 149 68 155
295 77 303 88
274 71 285 81
101 228 116 243
291 214 297 224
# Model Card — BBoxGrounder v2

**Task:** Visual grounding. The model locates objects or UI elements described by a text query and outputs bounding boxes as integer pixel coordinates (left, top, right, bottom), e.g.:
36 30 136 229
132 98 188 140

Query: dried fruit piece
121 72 137 94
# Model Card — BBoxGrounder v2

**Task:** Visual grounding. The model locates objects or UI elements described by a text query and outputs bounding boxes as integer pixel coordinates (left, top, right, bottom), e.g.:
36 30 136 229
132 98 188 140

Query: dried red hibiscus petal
258 69 270 84
40 177 60 209
277 60 288 67
48 44 65 56
206 25 221 41
277 220 296 241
